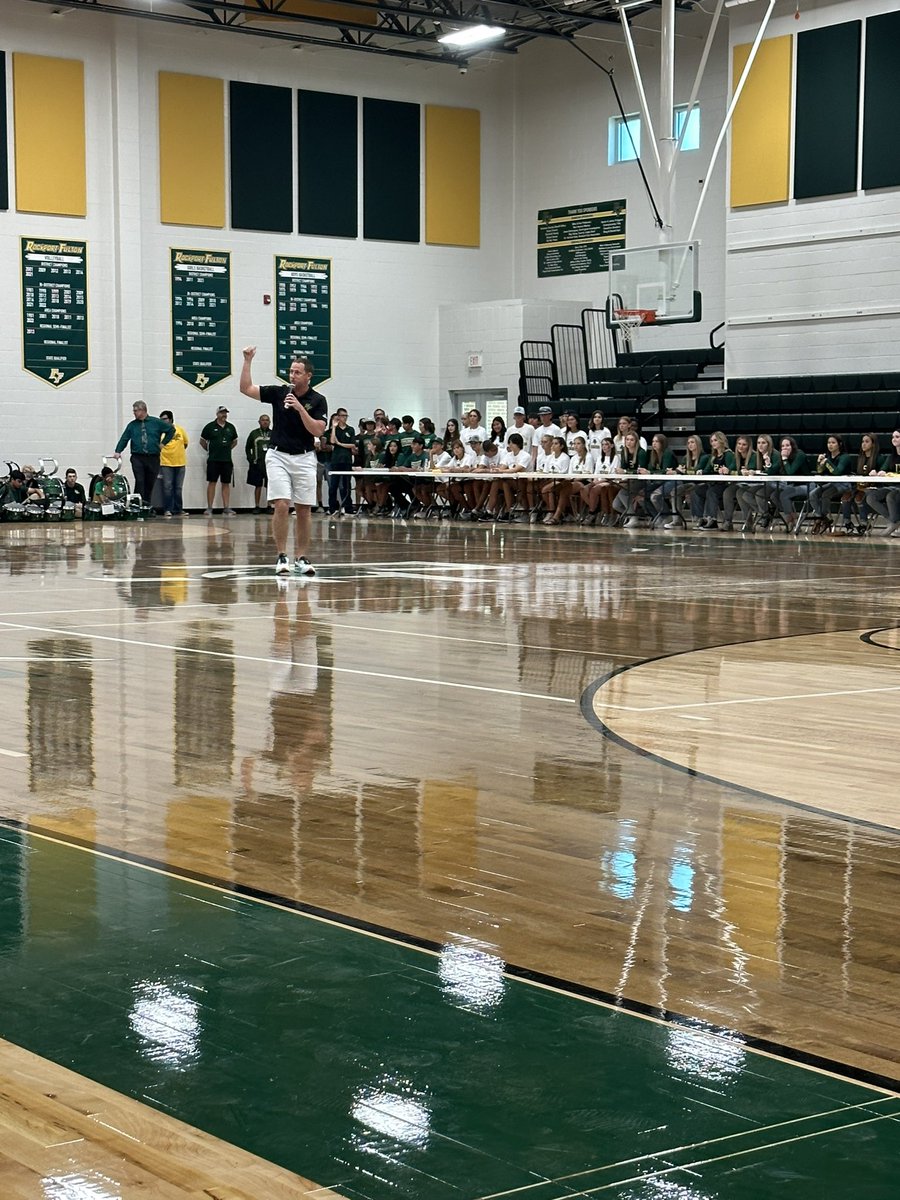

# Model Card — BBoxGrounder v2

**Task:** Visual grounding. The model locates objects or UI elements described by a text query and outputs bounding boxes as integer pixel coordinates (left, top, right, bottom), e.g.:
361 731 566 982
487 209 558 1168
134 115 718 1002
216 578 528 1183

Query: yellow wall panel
13 54 86 217
730 36 793 208
425 106 480 248
158 73 225 228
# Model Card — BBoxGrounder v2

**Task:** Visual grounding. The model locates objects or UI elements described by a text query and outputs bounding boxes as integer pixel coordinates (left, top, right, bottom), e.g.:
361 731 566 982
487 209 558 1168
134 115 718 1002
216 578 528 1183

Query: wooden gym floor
0 513 898 1198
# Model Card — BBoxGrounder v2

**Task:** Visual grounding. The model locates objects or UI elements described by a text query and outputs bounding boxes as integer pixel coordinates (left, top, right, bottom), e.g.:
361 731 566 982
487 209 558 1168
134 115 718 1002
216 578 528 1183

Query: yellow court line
8 823 898 1101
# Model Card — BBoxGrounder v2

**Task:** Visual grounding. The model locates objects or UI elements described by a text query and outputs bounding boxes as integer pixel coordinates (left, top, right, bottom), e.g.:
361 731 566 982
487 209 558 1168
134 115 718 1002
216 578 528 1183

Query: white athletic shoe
275 553 291 575
294 556 316 576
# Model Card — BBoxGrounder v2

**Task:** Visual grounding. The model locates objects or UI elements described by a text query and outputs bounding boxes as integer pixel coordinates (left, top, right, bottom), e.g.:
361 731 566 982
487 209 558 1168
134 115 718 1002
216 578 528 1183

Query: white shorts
265 448 317 506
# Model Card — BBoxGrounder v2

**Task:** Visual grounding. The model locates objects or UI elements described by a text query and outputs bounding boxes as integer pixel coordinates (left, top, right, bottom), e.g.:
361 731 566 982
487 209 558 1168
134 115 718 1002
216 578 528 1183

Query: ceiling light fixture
438 25 505 48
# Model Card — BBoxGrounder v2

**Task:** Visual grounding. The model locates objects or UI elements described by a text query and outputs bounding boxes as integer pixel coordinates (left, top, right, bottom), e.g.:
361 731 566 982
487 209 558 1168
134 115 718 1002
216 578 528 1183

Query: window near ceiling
674 103 701 151
609 113 641 165
609 104 700 165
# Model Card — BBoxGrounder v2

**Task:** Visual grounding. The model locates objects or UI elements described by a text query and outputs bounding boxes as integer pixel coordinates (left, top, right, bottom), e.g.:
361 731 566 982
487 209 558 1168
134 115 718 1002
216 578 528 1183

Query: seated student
372 438 401 514
63 467 88 516
736 433 782 531
0 470 30 507
397 415 418 454
694 430 737 531
443 438 477 516
662 432 710 525
839 433 883 535
582 437 621 525
355 419 382 513
775 437 812 529
541 436 572 525
867 428 900 536
418 418 436 449
442 418 461 448
403 436 431 514
429 437 458 512
612 430 649 525
586 410 613 455
720 434 754 531
472 438 504 517
613 416 648 455
561 411 585 452
495 431 532 519
387 434 427 514
458 435 487 515
90 465 119 503
808 434 853 534
566 434 594 520
638 434 677 528
504 408 535 458
489 416 507 447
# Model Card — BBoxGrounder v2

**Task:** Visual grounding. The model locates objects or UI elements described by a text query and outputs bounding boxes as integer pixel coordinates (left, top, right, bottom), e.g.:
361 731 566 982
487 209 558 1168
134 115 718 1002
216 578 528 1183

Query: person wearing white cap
532 406 562 464
200 405 239 515
505 407 535 454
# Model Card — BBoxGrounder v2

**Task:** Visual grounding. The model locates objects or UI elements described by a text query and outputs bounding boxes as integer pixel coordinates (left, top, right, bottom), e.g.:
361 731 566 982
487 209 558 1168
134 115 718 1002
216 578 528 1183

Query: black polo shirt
259 384 328 455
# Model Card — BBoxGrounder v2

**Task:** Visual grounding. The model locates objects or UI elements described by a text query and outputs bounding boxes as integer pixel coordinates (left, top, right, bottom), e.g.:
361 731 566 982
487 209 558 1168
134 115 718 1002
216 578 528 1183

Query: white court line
596 682 900 714
474 1099 900 1200
0 749 26 759
0 619 575 705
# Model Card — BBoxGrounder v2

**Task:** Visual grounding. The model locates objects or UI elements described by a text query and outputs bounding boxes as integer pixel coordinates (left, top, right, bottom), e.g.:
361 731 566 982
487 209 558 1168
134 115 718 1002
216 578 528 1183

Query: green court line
0 828 897 1200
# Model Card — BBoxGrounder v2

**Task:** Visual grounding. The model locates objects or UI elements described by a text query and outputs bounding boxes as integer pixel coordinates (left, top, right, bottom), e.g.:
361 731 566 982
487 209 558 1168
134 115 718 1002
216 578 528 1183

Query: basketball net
614 308 654 352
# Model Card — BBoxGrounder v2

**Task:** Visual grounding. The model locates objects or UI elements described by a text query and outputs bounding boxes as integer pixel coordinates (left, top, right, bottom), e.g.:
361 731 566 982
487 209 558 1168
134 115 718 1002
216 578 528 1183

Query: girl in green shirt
736 433 782 531
721 433 755 531
809 434 853 533
696 430 737 530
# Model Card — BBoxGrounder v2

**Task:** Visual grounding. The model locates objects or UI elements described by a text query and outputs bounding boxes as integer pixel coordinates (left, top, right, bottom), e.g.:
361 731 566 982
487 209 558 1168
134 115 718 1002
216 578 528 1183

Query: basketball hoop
613 307 657 352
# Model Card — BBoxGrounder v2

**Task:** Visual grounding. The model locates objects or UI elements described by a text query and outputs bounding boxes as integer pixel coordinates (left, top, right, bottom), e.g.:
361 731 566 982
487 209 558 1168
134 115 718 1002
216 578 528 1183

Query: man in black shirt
240 346 327 575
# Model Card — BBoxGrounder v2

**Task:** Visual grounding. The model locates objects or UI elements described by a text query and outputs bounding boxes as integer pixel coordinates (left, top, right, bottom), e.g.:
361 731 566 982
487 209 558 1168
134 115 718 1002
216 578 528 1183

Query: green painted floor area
0 829 898 1198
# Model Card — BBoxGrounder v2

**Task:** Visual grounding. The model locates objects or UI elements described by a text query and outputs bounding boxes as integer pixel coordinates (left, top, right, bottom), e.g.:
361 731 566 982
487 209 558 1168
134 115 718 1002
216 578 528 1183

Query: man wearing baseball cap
533 406 562 463
505 406 535 454
200 405 239 515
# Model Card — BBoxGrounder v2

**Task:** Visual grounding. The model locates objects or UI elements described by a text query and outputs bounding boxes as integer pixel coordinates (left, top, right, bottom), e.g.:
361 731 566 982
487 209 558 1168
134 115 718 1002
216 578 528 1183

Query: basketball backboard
606 241 701 327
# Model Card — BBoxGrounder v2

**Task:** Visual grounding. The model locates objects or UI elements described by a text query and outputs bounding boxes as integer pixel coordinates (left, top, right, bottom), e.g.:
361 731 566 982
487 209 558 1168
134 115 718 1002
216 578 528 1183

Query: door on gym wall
449 389 509 431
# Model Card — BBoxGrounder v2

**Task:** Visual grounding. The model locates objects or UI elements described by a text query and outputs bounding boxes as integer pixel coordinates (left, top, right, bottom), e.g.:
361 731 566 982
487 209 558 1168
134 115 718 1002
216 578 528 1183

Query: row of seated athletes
338 428 900 536
313 406 636 513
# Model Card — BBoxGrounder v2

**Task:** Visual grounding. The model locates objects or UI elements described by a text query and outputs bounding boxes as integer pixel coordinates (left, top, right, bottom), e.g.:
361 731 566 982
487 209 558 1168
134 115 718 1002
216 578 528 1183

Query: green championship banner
275 256 331 386
537 201 626 278
171 248 231 391
21 237 89 386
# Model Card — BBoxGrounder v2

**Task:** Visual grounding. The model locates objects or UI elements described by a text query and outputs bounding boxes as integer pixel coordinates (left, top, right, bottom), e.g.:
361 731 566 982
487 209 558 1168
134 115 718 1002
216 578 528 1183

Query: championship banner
171 248 231 391
21 237 89 386
275 256 331 387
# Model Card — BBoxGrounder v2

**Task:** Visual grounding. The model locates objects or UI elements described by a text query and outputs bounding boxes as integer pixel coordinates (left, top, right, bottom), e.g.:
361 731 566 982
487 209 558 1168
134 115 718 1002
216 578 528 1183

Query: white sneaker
203 508 213 516
275 553 291 575
294 556 316 576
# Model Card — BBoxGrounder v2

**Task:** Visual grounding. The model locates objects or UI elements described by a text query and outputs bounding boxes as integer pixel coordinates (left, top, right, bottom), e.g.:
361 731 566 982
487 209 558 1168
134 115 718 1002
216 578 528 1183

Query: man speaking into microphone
240 347 327 576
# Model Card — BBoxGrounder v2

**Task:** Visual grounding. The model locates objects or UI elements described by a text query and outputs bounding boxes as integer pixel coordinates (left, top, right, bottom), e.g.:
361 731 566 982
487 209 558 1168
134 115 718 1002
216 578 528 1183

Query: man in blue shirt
115 402 174 504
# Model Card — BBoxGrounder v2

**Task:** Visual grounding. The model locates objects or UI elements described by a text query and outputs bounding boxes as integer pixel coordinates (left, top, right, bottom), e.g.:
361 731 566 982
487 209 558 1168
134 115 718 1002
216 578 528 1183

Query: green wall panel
794 22 860 200
298 89 357 238
862 11 900 191
0 52 8 211
363 97 420 243
229 81 292 233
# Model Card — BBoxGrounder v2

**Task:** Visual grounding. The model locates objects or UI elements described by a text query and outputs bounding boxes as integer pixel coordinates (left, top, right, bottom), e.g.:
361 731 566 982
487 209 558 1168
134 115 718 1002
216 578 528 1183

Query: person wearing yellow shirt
158 408 189 518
